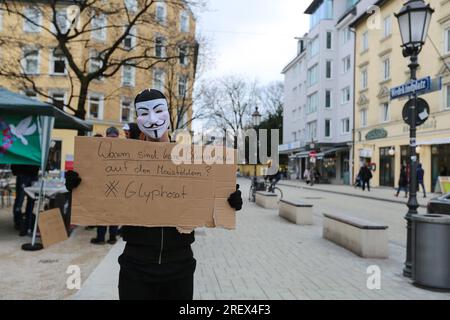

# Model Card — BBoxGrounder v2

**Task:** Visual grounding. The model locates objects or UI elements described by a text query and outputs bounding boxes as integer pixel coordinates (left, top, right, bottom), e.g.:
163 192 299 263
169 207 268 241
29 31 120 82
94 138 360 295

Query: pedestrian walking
303 168 311 185
395 165 409 198
358 163 372 192
417 163 426 198
313 167 321 184
311 166 319 186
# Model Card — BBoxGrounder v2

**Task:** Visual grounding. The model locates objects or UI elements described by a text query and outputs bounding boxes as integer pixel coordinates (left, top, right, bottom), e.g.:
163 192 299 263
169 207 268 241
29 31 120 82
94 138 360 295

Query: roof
349 0 390 28
336 6 357 25
281 49 307 74
0 87 92 131
304 0 324 14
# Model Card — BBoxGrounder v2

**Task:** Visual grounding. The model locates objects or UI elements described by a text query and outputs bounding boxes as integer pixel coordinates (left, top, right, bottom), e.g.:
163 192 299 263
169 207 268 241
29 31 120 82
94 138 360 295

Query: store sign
402 119 437 133
278 141 301 152
359 148 373 158
365 128 387 141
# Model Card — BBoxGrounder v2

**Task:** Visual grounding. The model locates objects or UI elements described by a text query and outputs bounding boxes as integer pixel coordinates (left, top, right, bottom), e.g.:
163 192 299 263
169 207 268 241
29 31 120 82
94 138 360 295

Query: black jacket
120 226 195 264
399 170 408 187
358 167 372 181
11 165 39 178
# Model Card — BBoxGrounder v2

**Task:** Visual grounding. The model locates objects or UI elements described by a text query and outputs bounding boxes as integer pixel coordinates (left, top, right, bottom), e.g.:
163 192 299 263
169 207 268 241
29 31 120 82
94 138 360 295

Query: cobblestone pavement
275 179 430 247
0 206 111 299
74 178 450 300
277 179 436 208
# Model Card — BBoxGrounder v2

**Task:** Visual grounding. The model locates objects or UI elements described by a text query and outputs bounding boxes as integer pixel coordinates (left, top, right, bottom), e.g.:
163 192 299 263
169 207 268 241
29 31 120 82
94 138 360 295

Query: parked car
427 192 450 215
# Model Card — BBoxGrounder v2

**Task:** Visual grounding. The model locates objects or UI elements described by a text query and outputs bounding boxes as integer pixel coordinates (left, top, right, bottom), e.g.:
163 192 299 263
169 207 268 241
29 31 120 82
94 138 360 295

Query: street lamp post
395 0 434 278
252 107 262 178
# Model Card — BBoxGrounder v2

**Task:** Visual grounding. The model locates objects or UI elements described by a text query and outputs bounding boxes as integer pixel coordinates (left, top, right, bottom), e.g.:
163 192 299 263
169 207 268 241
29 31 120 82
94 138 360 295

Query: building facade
351 0 450 192
281 0 374 184
0 0 197 170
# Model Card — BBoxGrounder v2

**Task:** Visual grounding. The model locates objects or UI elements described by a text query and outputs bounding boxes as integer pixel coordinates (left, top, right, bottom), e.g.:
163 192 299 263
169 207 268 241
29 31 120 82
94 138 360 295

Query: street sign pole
403 53 420 278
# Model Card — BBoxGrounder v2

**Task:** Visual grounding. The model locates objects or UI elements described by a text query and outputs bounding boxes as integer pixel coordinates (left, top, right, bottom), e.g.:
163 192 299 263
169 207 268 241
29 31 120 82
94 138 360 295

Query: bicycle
248 177 283 203
265 179 283 202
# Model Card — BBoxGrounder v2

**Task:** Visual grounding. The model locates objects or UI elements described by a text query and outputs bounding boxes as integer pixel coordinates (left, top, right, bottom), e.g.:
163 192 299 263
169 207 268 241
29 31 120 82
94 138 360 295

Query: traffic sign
309 151 317 158
402 98 430 127
390 77 431 100
391 77 442 101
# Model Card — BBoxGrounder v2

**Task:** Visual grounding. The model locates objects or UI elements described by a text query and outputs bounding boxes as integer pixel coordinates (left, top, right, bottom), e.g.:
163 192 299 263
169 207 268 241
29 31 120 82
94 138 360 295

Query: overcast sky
195 0 311 85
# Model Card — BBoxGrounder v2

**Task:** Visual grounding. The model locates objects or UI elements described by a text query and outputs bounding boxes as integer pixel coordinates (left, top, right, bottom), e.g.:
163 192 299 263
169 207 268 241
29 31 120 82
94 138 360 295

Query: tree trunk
75 83 89 136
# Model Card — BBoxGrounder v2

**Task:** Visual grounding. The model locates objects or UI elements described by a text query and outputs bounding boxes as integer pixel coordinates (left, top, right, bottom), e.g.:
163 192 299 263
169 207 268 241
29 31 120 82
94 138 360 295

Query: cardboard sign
71 137 237 232
38 209 69 248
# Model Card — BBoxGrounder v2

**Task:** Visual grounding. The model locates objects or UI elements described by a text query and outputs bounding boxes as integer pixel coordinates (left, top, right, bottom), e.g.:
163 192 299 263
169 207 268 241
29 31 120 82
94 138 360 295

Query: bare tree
0 0 202 133
162 55 204 131
199 75 259 135
258 81 284 116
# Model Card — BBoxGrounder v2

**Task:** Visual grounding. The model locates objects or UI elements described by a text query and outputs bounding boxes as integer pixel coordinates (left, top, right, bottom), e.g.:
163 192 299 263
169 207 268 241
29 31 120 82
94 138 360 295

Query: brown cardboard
71 137 237 231
38 209 69 248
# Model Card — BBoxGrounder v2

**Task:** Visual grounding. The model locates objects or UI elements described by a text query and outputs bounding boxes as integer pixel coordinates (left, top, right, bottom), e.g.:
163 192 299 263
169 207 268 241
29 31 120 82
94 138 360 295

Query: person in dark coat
396 165 409 198
65 89 243 300
417 163 426 198
358 163 373 192
11 164 39 235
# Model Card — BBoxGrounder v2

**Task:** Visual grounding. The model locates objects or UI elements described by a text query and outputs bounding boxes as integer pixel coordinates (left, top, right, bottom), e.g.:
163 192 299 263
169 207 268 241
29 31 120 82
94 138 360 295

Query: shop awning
315 146 350 158
294 146 350 159
294 151 310 159
417 138 450 146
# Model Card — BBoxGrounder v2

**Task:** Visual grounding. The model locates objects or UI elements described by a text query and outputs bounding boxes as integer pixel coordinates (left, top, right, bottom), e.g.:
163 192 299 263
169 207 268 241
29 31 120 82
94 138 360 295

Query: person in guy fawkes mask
65 89 243 300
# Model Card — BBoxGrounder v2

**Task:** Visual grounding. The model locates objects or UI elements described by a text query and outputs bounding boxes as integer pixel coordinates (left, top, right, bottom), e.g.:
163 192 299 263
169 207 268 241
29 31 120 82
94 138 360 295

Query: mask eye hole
139 112 149 116
155 109 164 114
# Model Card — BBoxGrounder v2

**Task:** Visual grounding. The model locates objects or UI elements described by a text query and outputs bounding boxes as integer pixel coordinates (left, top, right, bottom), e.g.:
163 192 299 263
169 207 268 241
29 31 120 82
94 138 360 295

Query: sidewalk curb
278 181 428 209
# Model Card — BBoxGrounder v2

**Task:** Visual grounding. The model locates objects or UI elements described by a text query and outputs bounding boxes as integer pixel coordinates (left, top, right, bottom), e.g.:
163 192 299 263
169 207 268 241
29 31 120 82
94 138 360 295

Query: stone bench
322 213 389 259
279 199 313 225
255 191 278 209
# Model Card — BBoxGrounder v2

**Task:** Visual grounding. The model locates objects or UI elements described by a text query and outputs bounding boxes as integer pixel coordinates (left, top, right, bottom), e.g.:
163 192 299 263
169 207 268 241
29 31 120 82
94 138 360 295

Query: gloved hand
227 184 243 211
65 170 82 192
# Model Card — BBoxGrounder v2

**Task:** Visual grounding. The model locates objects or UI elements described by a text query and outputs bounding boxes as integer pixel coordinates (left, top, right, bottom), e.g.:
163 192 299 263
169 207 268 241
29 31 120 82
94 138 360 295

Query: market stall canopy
51 107 93 131
0 88 92 131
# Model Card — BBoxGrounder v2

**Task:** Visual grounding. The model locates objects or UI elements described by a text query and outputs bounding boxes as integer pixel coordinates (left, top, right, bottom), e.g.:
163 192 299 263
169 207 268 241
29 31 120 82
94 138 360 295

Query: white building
281 0 376 184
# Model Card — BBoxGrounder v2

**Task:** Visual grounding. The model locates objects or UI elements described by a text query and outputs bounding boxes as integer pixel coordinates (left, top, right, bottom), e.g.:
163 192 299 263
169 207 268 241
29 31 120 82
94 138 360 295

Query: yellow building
0 0 197 170
351 0 450 193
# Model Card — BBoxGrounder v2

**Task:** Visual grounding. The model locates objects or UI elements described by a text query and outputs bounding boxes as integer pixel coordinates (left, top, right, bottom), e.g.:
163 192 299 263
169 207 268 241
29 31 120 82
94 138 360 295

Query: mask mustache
143 120 166 129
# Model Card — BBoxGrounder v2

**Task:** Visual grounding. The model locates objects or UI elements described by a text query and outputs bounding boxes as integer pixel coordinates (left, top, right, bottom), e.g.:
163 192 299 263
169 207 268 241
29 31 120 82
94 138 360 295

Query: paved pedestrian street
74 178 450 300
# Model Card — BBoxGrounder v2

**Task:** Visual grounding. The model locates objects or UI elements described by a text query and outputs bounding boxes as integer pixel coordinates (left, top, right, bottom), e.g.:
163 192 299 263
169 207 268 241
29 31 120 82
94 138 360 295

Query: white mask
136 98 170 139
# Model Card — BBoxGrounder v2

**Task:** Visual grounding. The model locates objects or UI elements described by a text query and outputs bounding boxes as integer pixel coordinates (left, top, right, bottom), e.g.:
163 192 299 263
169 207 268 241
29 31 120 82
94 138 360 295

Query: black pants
13 175 37 229
118 267 194 300
418 181 426 197
268 177 281 192
96 226 118 241
362 180 370 191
